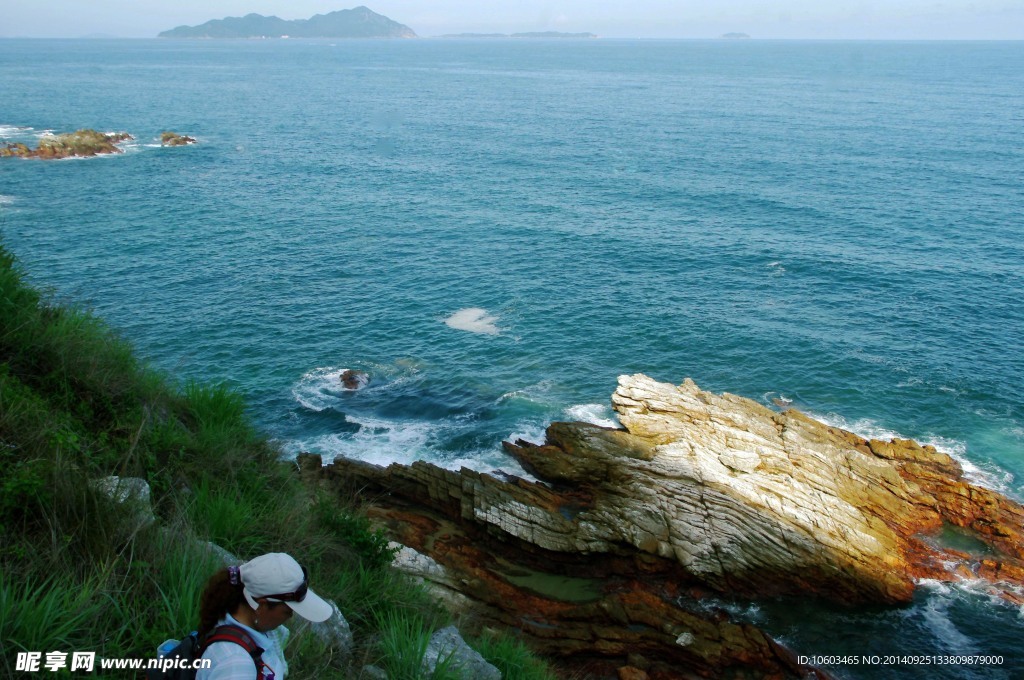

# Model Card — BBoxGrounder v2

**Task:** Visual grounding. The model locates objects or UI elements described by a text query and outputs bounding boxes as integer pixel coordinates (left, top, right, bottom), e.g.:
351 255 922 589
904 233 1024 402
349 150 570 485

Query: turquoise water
2 38 1022 677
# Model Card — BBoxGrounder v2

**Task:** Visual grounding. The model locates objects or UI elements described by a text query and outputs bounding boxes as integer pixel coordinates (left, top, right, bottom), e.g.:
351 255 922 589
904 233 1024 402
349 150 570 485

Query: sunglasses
264 566 309 603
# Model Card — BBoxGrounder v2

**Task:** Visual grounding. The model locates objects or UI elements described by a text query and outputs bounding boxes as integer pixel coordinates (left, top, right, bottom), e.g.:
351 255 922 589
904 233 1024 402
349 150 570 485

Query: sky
2 1 1023 39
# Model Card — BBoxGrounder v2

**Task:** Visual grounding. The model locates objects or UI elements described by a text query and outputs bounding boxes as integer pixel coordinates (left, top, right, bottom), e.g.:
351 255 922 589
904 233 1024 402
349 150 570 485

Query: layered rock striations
315 374 1024 677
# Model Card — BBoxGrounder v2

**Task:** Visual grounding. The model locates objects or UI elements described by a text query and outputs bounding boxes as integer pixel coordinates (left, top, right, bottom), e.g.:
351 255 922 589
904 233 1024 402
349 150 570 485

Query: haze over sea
2 38 1023 677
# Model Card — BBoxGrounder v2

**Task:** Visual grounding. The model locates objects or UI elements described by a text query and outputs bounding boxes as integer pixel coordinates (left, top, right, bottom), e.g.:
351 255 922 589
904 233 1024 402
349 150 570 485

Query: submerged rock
316 374 1024 677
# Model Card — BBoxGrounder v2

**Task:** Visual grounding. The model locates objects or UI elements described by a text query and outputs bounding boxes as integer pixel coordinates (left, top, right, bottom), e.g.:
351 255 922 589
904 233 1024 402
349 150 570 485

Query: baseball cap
239 553 333 623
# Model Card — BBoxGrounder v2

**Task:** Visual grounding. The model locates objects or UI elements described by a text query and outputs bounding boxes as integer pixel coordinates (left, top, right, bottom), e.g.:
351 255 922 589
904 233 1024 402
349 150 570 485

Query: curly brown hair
198 568 247 639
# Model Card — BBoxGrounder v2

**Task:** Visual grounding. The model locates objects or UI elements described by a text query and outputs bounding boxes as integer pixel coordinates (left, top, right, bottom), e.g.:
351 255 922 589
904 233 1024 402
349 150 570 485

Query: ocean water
1 38 1022 677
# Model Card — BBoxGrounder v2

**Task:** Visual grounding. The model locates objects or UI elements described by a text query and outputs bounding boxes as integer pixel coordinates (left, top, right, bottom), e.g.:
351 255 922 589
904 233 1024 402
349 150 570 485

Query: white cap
239 553 333 623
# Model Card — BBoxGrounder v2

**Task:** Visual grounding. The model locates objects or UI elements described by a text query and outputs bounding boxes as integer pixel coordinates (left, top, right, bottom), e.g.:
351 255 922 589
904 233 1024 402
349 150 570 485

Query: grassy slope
0 242 555 679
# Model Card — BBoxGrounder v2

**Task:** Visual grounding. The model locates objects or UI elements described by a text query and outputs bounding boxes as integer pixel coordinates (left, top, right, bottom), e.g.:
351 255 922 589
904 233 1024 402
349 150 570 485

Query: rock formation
310 374 1024 678
160 131 196 146
340 369 369 390
1 129 132 159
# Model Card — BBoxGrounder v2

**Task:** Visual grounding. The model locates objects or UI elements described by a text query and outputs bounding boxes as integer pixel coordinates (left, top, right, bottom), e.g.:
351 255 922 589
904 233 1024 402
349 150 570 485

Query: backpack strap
201 624 266 677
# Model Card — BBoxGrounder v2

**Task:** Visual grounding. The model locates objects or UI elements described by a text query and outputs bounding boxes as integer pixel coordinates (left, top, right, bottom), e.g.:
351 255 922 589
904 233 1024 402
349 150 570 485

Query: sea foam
292 366 348 412
444 307 500 335
564 403 620 429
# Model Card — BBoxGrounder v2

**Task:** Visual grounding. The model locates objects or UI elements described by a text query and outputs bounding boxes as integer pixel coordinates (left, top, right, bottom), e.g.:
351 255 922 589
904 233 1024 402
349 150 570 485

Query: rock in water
1 129 133 159
160 131 196 146
339 369 369 390
603 374 1024 602
316 374 1024 677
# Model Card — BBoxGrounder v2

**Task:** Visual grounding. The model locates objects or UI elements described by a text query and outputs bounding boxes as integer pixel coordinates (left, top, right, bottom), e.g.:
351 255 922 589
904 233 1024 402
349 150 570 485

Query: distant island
439 32 597 39
158 6 416 39
720 32 751 39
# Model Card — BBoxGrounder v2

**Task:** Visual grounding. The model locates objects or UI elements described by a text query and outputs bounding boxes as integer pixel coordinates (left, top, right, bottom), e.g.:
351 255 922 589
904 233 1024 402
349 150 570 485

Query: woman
196 553 333 679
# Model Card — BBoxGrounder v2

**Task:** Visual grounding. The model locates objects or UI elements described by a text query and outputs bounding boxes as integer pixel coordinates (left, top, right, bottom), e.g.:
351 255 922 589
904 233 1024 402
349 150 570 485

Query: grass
473 631 562 680
0 240 560 678
373 610 461 680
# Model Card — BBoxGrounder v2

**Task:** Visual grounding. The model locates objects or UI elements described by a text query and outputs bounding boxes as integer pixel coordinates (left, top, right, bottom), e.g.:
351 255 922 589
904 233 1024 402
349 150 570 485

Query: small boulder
93 476 156 530
422 626 500 680
340 369 369 390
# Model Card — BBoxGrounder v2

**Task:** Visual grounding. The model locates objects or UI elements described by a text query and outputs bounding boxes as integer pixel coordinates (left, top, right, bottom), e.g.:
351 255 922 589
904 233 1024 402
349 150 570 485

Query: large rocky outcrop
313 374 1024 678
1 129 132 159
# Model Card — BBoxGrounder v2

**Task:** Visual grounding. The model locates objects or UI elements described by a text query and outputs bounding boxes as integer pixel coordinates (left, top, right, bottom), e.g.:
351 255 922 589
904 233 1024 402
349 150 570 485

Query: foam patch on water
808 411 1013 494
284 411 529 476
0 125 34 139
292 366 349 412
762 391 793 408
444 307 500 335
564 403 620 429
283 414 437 466
505 422 547 447
0 195 14 205
910 578 1021 653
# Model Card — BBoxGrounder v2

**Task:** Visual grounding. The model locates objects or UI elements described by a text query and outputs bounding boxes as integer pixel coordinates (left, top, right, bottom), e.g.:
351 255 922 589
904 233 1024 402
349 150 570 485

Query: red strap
205 624 264 655
203 624 266 677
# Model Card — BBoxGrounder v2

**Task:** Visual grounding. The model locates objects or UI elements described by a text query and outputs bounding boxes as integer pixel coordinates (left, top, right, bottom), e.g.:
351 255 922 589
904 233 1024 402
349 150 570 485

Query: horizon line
2 35 1023 42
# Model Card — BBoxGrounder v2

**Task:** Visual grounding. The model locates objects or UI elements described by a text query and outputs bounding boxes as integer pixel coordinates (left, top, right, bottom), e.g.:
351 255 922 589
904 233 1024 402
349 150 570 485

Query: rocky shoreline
303 374 1024 679
0 129 133 159
0 128 196 159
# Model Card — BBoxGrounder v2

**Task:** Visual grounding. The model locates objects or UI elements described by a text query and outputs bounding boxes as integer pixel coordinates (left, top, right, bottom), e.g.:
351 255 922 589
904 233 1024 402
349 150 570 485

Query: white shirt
196 613 290 680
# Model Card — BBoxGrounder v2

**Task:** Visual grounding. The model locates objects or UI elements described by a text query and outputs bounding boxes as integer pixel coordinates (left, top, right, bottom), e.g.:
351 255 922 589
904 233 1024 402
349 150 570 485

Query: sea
1 38 1022 678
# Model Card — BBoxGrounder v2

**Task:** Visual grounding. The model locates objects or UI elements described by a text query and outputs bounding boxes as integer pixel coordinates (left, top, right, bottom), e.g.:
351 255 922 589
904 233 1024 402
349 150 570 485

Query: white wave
922 600 977 654
284 412 529 476
911 578 1015 653
445 452 534 479
0 195 14 205
0 125 33 137
806 411 1013 494
283 414 438 466
564 403 620 429
504 423 547 447
811 411 905 443
444 307 500 335
497 380 556 405
762 391 793 408
291 366 348 412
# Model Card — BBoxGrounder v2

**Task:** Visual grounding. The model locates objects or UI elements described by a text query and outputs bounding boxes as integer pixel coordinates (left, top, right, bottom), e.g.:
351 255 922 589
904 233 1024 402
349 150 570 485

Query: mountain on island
158 6 416 39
